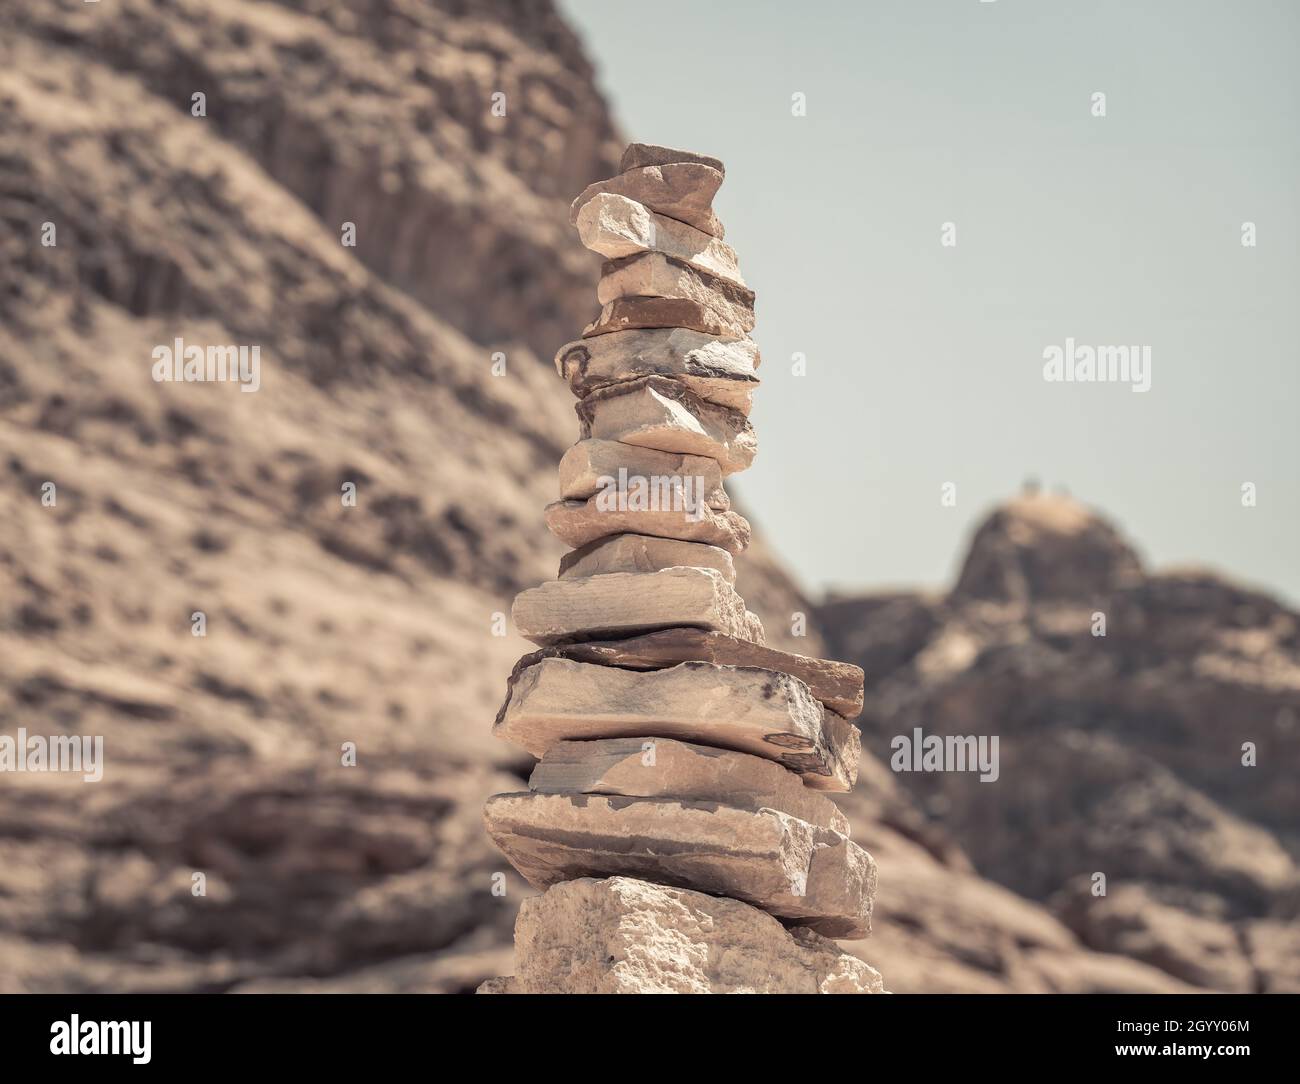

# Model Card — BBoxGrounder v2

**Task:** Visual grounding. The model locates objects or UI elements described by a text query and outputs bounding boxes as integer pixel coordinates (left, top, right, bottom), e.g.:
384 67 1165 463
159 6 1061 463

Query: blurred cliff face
820 493 1300 993
0 0 816 993
0 0 1294 995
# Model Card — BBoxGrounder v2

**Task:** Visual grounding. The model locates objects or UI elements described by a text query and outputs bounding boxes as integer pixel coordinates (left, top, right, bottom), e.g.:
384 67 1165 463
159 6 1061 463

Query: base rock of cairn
478 877 883 995
481 143 883 994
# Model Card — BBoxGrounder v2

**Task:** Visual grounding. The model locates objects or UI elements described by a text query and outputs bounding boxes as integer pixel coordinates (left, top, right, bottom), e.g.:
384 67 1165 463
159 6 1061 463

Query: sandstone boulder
483 793 875 936
620 143 726 175
575 193 745 287
571 163 725 237
584 296 752 340
529 737 850 834
577 376 756 475
493 655 860 790
558 534 736 583
555 329 759 414
558 438 730 510
590 253 755 339
544 497 751 554
511 567 761 646
506 627 865 718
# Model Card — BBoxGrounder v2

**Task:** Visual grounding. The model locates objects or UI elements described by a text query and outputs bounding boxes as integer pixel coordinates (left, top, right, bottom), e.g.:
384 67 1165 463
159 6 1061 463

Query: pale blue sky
561 0 1299 602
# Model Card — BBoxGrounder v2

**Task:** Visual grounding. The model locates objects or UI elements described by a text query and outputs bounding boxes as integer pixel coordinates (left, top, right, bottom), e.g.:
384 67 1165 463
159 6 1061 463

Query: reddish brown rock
575 193 745 287
558 534 737 583
571 162 725 237
577 376 756 476
483 793 876 936
544 497 751 554
529 737 851 835
493 656 860 790
504 627 865 718
593 253 755 339
583 296 752 340
620 143 726 176
510 567 763 646
557 438 731 510
555 329 759 414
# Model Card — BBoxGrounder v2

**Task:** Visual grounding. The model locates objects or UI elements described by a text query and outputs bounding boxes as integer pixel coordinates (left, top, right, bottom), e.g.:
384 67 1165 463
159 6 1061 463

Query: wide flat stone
482 793 876 937
545 497 750 554
516 627 865 719
584 296 753 340
510 567 763 646
620 143 726 176
571 163 725 237
596 253 754 333
576 193 745 287
494 876 884 993
558 533 736 583
558 438 729 510
493 655 859 791
577 376 756 476
555 329 759 415
530 737 850 835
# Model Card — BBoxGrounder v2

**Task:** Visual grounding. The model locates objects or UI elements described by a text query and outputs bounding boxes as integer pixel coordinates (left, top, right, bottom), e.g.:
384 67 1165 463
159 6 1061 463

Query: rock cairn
479 144 883 994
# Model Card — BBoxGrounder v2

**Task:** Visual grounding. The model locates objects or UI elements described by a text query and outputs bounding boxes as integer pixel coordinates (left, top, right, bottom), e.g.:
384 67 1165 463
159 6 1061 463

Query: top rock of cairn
481 144 882 994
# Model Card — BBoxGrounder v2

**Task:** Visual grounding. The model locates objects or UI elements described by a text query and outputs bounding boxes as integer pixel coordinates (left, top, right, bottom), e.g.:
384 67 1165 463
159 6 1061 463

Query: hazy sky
561 0 1299 602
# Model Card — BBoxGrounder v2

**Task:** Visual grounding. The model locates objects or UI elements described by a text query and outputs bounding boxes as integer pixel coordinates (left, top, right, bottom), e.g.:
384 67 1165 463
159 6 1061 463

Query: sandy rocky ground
0 0 1295 994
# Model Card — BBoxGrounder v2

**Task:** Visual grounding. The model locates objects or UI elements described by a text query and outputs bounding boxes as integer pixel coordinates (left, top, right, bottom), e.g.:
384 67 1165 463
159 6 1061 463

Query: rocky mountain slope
0 0 1271 993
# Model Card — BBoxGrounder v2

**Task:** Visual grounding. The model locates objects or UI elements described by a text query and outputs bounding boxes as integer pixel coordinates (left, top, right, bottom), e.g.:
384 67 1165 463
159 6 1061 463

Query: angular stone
530 737 850 835
501 877 885 994
593 254 755 338
558 533 736 584
620 142 725 177
577 376 756 476
571 163 725 237
493 655 859 790
584 296 752 340
518 628 865 719
544 497 750 554
558 438 730 511
575 193 745 288
483 793 875 937
510 567 761 646
555 329 759 415
740 609 766 643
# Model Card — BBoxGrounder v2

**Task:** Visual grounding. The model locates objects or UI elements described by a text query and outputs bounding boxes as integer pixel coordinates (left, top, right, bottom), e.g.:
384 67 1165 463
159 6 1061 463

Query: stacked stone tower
480 144 883 994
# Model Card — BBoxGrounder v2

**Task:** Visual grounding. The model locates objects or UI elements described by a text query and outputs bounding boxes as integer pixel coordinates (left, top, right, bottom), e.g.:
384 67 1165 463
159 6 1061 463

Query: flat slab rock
511 567 764 647
558 438 730 510
481 876 884 994
482 793 876 938
524 627 865 719
599 249 753 307
620 143 725 176
544 497 751 554
571 162 725 237
558 533 736 584
576 193 745 288
555 329 759 415
588 253 755 339
493 654 860 791
577 376 756 476
584 295 753 341
530 737 850 835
